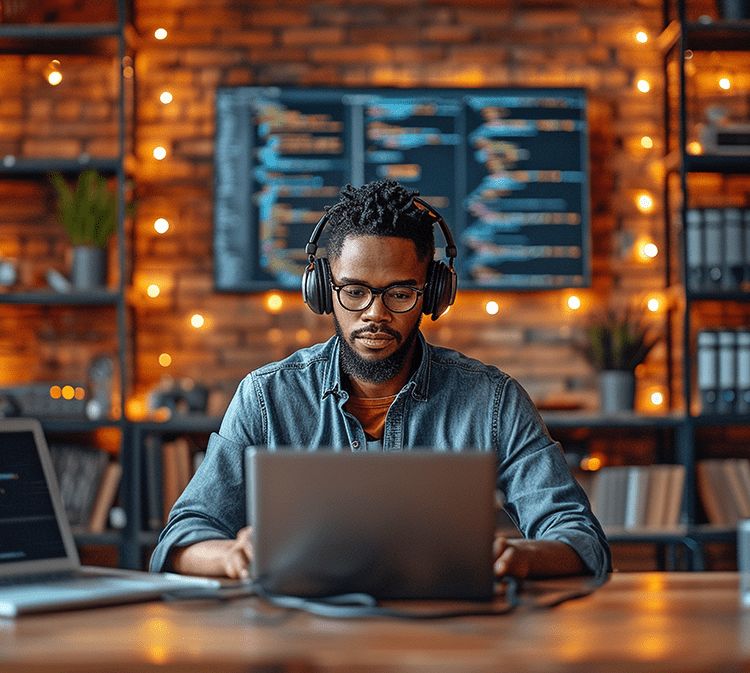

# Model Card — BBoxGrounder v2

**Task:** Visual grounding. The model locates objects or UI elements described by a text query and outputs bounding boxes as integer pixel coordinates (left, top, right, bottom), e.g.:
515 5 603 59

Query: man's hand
171 526 253 579
493 536 585 579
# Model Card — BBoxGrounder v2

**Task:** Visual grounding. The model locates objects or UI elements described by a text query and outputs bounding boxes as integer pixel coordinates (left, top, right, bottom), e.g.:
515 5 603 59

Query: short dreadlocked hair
324 179 436 264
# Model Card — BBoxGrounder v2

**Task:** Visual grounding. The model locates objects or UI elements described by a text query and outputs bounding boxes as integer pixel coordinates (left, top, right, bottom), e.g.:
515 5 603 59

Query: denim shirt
150 332 611 577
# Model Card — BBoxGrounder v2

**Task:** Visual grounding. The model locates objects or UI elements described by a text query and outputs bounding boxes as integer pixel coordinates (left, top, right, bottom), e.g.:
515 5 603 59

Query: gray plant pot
71 245 107 290
599 370 636 414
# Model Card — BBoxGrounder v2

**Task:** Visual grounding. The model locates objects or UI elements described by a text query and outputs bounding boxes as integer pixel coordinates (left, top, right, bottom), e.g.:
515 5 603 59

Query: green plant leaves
49 170 119 248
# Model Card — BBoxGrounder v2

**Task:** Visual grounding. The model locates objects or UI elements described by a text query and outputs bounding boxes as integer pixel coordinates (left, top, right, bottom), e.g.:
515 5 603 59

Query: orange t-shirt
345 394 397 441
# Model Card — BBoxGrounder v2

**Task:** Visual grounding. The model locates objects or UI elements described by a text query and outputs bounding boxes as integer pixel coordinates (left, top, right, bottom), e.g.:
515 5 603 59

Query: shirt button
351 441 360 449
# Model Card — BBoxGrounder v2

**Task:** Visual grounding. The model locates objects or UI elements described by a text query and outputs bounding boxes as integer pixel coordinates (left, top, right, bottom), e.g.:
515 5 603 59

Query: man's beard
334 315 421 385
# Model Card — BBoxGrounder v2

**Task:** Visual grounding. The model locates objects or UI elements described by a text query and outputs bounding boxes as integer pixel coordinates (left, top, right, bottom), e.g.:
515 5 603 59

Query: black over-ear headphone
301 197 457 321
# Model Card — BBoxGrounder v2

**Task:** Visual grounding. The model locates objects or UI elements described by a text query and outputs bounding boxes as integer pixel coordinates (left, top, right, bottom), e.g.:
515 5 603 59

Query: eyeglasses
330 281 424 313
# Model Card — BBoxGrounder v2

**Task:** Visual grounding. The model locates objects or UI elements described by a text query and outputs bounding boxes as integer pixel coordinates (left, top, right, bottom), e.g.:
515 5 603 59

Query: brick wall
0 0 704 417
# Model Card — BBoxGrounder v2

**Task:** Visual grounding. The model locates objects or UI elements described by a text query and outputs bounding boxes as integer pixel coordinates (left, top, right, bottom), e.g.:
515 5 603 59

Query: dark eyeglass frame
330 281 425 313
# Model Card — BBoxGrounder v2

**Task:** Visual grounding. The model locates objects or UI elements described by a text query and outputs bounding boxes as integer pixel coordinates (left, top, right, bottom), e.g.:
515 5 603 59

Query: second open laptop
0 417 220 617
245 448 498 601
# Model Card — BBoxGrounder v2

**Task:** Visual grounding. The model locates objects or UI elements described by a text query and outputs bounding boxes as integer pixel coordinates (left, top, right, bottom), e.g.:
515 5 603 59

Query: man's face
329 235 428 383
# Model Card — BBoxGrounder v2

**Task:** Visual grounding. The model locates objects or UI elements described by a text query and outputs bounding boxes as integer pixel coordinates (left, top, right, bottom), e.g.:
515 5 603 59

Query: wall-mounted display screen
214 87 590 291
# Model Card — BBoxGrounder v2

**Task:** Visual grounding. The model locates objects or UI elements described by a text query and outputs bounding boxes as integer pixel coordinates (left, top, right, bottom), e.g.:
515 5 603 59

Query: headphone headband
302 194 457 320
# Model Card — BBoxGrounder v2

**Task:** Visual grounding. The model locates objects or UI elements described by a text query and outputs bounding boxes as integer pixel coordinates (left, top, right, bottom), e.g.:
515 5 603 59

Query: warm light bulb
687 141 703 155
74 387 86 400
637 193 654 213
155 28 168 40
647 297 660 312
158 353 172 367
147 284 160 298
190 313 205 328
650 391 664 406
640 136 654 149
644 243 658 258
637 79 650 93
581 456 602 471
48 70 62 85
153 146 167 160
62 385 75 400
266 293 283 312
636 31 648 43
154 218 169 234
50 386 62 399
567 295 581 310
719 77 731 90
159 91 173 104
485 301 499 316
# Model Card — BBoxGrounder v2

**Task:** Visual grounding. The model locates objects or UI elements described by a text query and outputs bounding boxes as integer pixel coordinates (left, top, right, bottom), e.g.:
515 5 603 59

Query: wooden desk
1 572 748 673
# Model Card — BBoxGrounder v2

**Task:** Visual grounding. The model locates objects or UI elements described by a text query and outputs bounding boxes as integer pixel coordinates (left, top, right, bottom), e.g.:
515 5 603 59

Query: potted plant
49 169 120 289
579 309 659 413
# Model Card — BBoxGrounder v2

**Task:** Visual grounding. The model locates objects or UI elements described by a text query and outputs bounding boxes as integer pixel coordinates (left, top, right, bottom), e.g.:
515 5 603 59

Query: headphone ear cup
302 257 333 315
423 260 456 320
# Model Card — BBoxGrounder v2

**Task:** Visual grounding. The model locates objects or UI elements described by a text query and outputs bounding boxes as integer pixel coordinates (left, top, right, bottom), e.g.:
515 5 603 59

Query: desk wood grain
1 572 747 673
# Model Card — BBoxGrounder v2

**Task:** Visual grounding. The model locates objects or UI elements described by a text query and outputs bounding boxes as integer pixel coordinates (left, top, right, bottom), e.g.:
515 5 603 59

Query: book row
696 459 750 526
49 443 122 534
697 328 750 415
685 207 750 293
587 464 685 530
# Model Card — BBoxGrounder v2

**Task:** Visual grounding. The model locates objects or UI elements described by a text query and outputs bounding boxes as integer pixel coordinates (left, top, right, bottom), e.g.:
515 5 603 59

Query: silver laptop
245 448 497 601
0 418 219 617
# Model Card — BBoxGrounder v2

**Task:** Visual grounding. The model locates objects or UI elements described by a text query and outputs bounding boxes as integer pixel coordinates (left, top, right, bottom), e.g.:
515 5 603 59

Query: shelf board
132 415 224 434
687 289 750 303
691 413 750 427
0 22 122 55
0 157 121 175
541 411 685 429
40 418 124 432
0 290 121 306
0 23 121 40
684 154 750 174
683 20 750 51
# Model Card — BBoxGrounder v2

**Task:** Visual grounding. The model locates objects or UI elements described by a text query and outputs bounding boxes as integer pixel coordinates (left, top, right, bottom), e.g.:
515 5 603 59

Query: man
150 179 610 580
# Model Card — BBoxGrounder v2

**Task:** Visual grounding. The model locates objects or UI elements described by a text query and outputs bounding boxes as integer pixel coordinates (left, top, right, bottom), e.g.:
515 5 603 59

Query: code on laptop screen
0 431 68 563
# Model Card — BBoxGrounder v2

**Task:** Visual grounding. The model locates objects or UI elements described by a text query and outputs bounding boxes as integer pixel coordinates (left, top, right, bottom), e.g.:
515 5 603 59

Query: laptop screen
0 428 70 566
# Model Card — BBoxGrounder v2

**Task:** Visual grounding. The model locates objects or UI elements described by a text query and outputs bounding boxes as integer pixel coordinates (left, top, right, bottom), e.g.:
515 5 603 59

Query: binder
685 208 704 291
737 330 750 415
697 330 719 414
723 208 744 290
703 208 723 289
717 330 738 415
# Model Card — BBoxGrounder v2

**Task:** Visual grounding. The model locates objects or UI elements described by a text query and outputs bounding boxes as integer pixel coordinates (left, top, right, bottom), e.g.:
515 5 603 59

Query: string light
636 192 654 213
154 218 169 234
485 301 499 316
45 60 62 85
147 284 160 298
153 146 167 160
636 31 648 43
567 295 581 310
719 77 731 90
637 79 650 93
640 136 654 149
159 91 173 104
158 353 172 367
190 313 205 328
266 293 283 312
647 297 660 312
155 28 168 40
